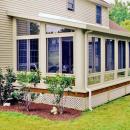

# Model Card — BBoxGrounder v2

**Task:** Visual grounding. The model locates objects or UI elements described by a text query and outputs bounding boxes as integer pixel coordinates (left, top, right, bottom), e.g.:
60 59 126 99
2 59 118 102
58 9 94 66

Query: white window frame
46 34 74 75
14 18 40 72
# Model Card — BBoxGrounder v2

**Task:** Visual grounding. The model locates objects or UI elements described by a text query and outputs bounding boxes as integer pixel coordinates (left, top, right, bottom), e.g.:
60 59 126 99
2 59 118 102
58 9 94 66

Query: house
0 0 130 110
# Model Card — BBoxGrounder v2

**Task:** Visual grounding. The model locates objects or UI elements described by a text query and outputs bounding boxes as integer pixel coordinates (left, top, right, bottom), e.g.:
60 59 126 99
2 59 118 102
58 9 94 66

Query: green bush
44 74 75 114
0 67 16 105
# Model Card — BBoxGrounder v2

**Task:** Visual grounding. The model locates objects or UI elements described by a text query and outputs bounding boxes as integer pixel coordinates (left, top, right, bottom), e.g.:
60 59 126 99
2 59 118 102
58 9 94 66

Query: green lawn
1 95 130 130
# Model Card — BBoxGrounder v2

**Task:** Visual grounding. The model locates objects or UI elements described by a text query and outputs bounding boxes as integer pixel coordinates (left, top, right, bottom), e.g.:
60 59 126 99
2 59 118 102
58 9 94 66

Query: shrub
0 67 16 105
17 70 41 111
43 74 75 114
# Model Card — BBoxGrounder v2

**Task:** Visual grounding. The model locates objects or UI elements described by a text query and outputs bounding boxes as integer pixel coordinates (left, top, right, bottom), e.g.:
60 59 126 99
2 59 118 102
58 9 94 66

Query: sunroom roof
7 11 130 38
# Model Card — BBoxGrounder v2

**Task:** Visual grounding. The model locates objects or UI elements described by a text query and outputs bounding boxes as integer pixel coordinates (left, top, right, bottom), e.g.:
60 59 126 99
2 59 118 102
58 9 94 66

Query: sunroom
8 11 130 110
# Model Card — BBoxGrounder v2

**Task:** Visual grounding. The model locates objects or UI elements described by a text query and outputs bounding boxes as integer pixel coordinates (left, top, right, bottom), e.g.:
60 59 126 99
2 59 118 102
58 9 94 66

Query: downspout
86 87 93 111
85 30 93 111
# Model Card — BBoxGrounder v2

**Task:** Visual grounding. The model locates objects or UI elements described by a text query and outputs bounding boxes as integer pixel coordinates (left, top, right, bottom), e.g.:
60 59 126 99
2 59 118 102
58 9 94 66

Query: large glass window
17 39 39 71
68 0 75 11
96 5 102 24
118 41 126 69
47 37 73 74
17 19 40 36
89 37 101 73
47 38 59 73
62 37 73 74
105 39 115 71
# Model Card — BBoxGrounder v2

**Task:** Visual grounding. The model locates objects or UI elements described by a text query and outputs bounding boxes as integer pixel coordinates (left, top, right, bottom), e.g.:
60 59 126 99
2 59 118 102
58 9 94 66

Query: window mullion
59 38 62 73
27 40 30 71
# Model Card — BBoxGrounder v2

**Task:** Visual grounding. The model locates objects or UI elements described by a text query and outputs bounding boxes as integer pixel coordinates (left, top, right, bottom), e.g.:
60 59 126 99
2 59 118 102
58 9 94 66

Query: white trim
17 35 40 40
13 18 17 72
7 11 130 38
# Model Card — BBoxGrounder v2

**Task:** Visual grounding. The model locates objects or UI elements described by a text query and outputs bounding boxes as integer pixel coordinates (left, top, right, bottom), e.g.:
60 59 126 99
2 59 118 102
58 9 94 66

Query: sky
105 0 130 4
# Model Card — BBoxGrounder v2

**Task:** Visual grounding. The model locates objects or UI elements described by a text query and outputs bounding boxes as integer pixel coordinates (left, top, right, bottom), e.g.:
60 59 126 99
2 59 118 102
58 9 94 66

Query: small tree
17 70 41 111
44 74 75 114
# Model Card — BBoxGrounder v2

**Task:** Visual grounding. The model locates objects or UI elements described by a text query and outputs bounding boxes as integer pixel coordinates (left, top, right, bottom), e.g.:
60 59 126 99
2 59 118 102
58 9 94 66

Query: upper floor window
89 37 101 73
46 24 75 34
96 5 102 24
68 0 75 11
105 39 115 71
17 19 40 36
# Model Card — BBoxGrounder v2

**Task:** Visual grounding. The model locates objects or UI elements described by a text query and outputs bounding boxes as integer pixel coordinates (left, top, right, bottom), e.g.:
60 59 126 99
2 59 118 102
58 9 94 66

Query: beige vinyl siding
4 0 109 27
0 1 13 70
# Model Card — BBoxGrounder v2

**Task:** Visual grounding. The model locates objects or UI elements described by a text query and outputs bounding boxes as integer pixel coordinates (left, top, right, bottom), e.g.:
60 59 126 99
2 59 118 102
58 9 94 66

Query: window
89 37 101 73
47 37 73 74
96 5 102 24
105 39 115 71
46 24 75 34
68 0 75 11
17 39 39 71
17 19 40 36
118 41 126 69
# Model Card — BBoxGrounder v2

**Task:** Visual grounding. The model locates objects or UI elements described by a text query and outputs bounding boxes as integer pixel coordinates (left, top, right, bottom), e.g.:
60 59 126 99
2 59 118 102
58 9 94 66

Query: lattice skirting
34 85 130 111
34 93 88 110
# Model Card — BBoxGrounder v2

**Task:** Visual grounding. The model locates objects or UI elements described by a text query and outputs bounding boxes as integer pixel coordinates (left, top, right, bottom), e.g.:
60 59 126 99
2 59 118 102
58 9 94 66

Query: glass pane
128 70 130 76
89 37 101 73
17 19 40 36
118 41 126 69
30 39 39 71
96 5 102 24
68 0 74 10
47 38 59 73
17 40 27 71
118 71 125 78
62 37 73 74
88 75 101 85
46 24 74 34
104 73 114 82
105 39 115 71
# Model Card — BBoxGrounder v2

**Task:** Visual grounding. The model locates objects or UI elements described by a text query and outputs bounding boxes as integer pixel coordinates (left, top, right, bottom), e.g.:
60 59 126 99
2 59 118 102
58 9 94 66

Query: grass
1 95 130 130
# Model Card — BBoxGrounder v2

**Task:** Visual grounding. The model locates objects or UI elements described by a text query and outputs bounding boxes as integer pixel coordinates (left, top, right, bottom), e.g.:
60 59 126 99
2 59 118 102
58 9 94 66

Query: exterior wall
4 0 109 27
0 1 13 70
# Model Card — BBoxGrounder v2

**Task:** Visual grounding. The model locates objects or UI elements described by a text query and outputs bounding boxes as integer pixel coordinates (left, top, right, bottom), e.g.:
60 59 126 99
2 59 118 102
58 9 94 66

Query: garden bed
0 103 81 121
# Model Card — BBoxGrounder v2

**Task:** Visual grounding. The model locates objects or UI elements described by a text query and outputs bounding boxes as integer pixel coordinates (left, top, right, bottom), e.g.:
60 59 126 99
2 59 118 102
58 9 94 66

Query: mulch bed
0 103 81 121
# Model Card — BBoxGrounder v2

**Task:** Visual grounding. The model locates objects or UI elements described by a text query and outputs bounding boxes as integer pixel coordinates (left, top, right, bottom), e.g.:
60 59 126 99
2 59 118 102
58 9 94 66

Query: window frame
88 36 102 86
16 18 40 72
88 37 101 74
105 39 115 72
17 39 39 71
96 5 102 24
16 19 40 36
118 40 126 70
46 36 74 74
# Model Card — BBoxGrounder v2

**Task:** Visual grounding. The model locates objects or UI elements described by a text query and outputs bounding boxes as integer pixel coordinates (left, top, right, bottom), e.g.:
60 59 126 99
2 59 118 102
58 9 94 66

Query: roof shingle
109 20 129 32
